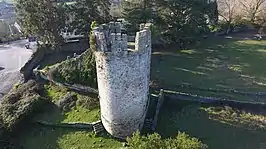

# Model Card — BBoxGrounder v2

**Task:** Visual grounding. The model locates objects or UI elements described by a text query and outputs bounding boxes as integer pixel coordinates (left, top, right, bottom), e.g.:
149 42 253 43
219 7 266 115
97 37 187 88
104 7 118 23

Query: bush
76 94 99 110
49 49 97 88
0 80 48 138
126 131 208 149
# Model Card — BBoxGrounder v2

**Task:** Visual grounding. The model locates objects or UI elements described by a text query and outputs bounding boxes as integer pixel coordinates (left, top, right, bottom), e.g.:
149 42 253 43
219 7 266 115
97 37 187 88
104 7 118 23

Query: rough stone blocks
92 22 151 139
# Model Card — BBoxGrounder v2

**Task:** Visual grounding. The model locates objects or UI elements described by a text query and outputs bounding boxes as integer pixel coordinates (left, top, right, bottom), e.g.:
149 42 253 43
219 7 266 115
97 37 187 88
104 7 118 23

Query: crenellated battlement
93 22 152 139
93 22 151 55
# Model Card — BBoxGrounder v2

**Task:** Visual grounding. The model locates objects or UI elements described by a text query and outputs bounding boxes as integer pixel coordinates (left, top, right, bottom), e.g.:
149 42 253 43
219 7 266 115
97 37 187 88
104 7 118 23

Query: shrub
127 131 208 149
76 94 99 110
0 80 48 138
50 49 97 88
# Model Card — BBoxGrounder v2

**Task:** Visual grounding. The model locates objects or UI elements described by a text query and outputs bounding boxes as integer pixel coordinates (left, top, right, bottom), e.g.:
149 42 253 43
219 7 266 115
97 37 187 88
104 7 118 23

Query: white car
25 41 37 49
25 37 38 51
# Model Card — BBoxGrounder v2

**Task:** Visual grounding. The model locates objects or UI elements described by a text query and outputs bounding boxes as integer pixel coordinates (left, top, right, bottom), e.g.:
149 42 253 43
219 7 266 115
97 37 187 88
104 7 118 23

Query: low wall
60 39 88 53
20 45 48 81
164 89 266 114
151 89 165 131
34 68 98 95
20 40 89 81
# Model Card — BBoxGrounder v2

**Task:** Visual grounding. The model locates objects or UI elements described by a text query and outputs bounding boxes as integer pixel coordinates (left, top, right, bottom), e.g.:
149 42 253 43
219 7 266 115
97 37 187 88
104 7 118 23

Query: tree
154 0 211 43
68 0 111 36
123 0 212 43
207 0 219 26
217 0 237 30
239 0 266 24
122 0 154 32
126 131 208 149
15 0 67 47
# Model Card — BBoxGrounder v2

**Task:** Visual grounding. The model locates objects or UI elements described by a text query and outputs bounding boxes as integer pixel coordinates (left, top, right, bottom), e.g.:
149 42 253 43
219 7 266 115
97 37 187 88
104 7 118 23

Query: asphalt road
0 40 33 99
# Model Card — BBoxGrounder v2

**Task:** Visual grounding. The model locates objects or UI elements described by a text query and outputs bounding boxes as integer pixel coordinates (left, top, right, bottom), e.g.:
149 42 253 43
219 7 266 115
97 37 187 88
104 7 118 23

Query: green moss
63 106 100 123
44 84 68 101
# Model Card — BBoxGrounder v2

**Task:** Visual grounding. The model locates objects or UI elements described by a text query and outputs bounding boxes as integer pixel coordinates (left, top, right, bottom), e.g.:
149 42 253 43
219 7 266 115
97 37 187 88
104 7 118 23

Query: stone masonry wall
93 22 151 139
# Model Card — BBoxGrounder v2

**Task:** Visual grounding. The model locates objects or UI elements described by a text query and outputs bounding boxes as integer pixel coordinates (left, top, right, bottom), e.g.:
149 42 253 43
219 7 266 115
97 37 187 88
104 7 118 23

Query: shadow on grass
14 93 121 149
151 37 266 102
38 51 83 69
156 98 266 149
13 102 66 149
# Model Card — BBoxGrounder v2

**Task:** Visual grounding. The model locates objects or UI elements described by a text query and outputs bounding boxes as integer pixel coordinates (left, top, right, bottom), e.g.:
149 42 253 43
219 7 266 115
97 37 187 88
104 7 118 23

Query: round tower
92 22 151 139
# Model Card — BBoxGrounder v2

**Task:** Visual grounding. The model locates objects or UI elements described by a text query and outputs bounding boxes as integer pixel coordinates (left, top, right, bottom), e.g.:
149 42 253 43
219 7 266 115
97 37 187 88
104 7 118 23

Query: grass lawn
153 36 266 149
151 36 266 102
156 98 266 149
15 35 266 148
15 84 122 149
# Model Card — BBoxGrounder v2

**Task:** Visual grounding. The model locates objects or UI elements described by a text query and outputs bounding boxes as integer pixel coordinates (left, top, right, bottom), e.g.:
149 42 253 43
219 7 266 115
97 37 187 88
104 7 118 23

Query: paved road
0 40 33 99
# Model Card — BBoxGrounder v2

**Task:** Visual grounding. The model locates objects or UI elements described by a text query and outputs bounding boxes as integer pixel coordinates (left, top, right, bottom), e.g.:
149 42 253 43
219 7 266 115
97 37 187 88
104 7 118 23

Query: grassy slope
16 36 266 148
151 37 266 101
16 84 122 149
156 99 266 149
154 37 266 149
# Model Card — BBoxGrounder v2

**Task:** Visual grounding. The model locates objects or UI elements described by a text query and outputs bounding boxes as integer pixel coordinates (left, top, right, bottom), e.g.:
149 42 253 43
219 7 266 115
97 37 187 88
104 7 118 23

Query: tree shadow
38 51 83 69
13 102 66 149
151 37 266 101
156 98 266 149
13 93 121 149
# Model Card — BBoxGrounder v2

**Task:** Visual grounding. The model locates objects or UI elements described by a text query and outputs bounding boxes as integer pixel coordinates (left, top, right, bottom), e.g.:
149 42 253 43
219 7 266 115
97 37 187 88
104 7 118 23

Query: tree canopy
15 0 111 46
67 0 111 35
15 0 67 46
122 0 218 43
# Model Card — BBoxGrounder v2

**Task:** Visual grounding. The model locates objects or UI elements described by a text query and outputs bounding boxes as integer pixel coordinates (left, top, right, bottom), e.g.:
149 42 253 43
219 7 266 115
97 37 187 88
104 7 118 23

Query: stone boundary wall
20 45 48 81
20 41 88 81
60 39 88 53
151 89 165 131
34 68 98 94
35 120 101 129
163 89 266 113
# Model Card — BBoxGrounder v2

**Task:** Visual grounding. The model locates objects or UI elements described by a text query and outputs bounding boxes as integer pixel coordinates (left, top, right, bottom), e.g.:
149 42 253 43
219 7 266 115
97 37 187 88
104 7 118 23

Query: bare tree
240 0 266 23
217 0 237 33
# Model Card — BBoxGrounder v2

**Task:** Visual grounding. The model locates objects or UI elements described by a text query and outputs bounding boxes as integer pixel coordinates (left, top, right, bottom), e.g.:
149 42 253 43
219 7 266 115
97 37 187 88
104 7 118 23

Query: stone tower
92 22 151 139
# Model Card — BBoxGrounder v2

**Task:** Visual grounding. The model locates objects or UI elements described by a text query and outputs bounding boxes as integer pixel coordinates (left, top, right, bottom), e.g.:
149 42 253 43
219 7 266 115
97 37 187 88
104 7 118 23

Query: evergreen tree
15 0 67 47
123 0 215 43
68 0 111 35
122 0 154 32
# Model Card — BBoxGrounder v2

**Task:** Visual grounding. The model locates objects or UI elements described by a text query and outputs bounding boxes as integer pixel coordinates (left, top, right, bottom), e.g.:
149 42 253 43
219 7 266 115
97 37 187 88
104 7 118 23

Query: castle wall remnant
93 22 151 139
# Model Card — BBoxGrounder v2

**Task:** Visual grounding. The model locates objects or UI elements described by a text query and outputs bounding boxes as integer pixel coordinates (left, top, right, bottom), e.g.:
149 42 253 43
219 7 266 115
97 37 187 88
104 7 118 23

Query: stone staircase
92 121 105 134
143 118 153 132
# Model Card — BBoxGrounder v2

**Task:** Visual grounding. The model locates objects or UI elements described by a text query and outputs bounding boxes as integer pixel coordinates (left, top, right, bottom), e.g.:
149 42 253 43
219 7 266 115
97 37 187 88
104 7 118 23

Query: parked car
25 36 37 50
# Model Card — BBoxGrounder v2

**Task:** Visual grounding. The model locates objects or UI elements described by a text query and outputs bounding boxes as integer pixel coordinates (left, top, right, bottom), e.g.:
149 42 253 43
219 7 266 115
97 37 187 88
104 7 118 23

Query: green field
15 36 266 148
154 36 266 149
151 37 266 101
156 99 266 149
15 85 122 149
